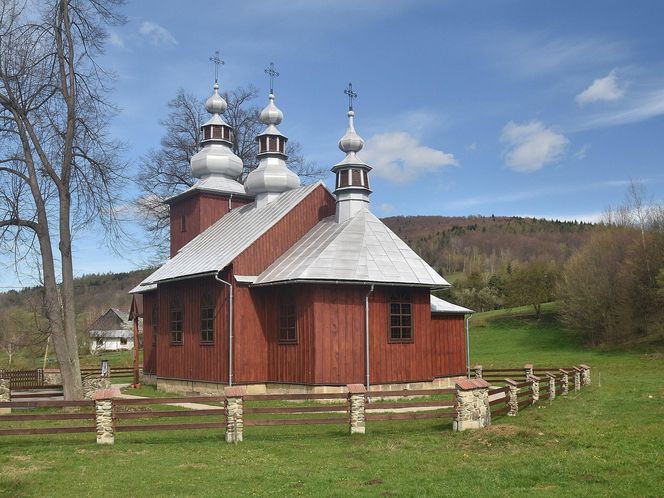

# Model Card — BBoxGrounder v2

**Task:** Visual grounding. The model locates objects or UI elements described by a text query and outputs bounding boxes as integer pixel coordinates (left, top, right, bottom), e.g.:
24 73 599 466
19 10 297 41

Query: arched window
170 297 183 345
151 305 158 347
200 293 215 344
389 290 412 343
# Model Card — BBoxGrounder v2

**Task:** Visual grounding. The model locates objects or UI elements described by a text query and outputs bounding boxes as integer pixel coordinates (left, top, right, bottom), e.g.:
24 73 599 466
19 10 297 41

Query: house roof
430 295 474 314
132 182 324 291
253 209 450 288
89 329 134 339
111 308 130 322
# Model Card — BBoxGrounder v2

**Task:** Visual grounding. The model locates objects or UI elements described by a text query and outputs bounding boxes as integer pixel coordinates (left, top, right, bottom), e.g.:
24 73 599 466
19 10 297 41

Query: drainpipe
364 284 375 391
227 193 233 211
465 314 473 379
215 270 234 386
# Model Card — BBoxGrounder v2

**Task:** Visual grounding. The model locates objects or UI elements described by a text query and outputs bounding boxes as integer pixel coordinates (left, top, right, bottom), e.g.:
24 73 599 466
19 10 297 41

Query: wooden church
130 69 471 394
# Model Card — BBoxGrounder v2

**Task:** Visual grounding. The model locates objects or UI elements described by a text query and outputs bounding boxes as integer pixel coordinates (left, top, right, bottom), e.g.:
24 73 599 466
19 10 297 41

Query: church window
180 215 186 233
389 291 412 343
170 298 184 345
151 305 158 346
200 293 215 344
339 170 349 188
352 169 361 185
278 301 297 344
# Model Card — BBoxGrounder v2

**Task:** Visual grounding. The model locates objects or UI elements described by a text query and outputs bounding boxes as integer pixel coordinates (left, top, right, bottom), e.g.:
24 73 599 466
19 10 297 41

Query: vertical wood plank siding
142 292 157 374
169 193 251 257
232 185 336 384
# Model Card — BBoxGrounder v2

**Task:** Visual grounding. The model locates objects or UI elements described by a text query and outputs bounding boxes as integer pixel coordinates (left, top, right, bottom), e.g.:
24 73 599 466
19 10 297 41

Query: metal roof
133 182 324 289
430 295 473 314
253 208 450 288
89 330 134 339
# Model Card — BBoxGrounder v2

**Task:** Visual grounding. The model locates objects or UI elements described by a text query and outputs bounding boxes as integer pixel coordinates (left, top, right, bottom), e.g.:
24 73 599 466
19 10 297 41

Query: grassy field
1 310 663 497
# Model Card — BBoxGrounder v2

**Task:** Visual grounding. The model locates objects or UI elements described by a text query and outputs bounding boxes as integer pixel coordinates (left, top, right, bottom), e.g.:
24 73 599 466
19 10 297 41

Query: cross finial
344 82 357 111
209 50 224 83
265 62 279 94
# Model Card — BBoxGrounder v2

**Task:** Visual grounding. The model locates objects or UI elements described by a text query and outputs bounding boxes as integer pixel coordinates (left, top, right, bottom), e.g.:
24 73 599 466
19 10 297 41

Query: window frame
277 300 298 345
170 297 184 345
200 293 215 345
388 290 413 343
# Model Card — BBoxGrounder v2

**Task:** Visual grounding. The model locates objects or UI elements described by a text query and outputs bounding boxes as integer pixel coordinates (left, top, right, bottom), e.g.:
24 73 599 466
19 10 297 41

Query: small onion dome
338 110 364 153
205 82 227 114
259 94 283 125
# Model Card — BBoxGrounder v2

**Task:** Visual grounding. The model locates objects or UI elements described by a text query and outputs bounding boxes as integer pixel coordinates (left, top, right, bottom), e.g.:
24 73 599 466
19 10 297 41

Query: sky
3 0 664 289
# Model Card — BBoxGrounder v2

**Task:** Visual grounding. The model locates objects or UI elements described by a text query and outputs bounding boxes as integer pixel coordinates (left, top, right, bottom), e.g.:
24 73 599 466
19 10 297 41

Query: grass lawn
1 311 663 497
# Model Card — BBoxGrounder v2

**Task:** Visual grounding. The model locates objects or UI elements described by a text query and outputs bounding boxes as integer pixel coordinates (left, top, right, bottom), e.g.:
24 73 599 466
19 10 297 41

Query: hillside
382 215 597 275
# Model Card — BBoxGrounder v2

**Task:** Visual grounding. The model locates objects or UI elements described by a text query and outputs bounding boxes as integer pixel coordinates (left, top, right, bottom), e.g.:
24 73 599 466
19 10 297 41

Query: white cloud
465 142 477 151
572 144 590 160
500 121 569 172
139 21 178 46
108 31 125 49
576 70 625 105
578 88 664 129
361 132 457 183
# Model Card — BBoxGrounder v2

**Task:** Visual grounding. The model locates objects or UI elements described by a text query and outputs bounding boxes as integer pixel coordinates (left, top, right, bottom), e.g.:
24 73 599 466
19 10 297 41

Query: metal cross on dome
344 82 357 111
265 62 279 94
209 50 224 82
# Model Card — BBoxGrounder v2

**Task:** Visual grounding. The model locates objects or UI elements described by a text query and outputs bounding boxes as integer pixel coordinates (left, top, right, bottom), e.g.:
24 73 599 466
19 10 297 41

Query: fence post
347 384 367 435
524 364 534 381
224 386 246 444
94 389 115 445
0 378 10 415
545 373 556 401
573 367 581 392
473 365 483 379
453 378 490 431
529 374 541 403
579 364 591 386
506 378 519 416
559 369 569 396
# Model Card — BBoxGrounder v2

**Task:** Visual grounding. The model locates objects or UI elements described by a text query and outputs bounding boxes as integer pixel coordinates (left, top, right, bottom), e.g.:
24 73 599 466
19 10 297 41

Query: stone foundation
141 372 157 386
0 378 10 415
155 376 463 397
453 378 490 431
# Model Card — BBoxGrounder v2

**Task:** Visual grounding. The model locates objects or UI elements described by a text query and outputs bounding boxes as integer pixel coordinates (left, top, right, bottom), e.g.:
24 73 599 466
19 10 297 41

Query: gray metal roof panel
254 209 451 287
135 183 324 288
430 295 474 314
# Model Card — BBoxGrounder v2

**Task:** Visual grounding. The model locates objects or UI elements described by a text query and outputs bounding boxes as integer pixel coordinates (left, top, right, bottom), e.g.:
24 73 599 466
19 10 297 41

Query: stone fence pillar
506 378 519 416
0 378 10 415
473 365 483 379
579 364 591 386
528 374 541 403
224 386 246 444
43 369 62 386
94 389 115 444
83 376 112 400
545 373 556 401
453 378 490 431
524 364 534 380
347 384 367 435
559 369 569 396
573 367 581 392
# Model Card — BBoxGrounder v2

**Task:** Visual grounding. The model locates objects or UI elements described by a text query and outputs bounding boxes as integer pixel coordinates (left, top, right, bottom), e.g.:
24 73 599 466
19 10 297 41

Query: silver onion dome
205 82 227 115
259 94 283 125
338 110 364 153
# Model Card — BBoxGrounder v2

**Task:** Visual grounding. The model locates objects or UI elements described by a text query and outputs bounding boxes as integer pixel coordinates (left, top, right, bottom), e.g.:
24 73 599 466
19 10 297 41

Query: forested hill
0 269 153 323
382 215 598 276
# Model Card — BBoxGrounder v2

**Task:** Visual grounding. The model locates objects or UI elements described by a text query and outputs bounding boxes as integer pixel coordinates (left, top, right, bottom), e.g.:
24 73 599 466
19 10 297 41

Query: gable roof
132 182 325 290
253 209 450 288
430 295 473 314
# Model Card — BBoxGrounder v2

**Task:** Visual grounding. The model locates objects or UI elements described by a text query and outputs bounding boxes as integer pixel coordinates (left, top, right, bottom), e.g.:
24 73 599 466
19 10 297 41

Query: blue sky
3 0 664 289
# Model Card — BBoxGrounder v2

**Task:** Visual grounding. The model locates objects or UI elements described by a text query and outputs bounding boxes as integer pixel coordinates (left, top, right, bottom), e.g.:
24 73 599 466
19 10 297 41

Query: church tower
332 83 372 223
166 52 253 256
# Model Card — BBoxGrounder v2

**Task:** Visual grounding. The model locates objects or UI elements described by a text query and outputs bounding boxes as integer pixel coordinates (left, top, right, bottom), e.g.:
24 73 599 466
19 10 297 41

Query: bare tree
135 86 327 260
0 0 126 399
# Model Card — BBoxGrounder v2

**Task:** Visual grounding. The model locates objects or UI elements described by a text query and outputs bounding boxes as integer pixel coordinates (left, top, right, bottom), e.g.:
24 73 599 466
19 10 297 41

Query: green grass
1 312 663 497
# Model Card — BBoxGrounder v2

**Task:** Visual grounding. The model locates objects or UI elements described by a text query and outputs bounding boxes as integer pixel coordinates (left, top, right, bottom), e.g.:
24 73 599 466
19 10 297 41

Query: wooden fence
0 369 44 389
0 364 590 444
